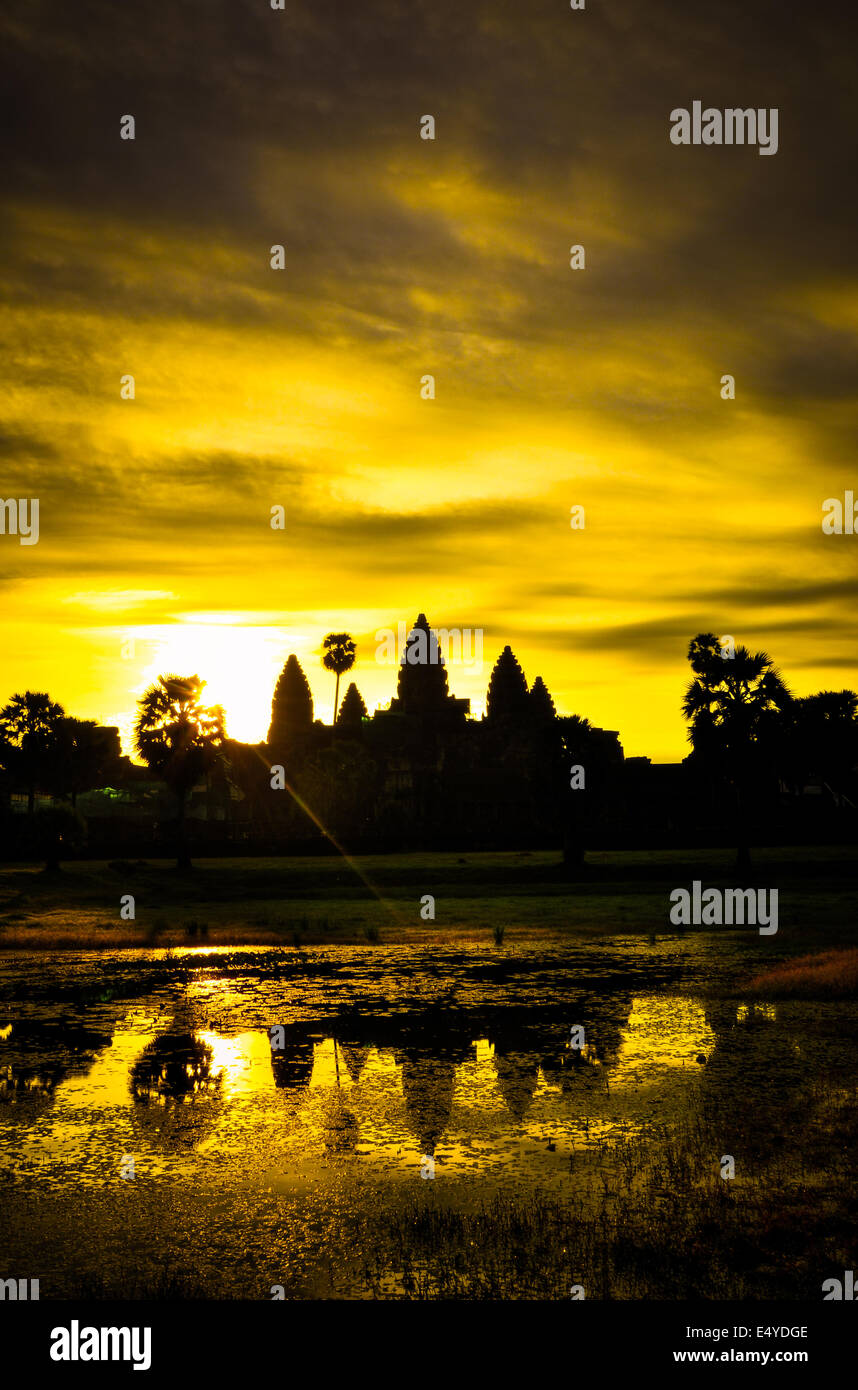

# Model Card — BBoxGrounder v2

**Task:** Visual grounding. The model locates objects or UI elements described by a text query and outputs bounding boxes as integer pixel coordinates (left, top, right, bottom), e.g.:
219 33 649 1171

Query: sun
127 617 298 751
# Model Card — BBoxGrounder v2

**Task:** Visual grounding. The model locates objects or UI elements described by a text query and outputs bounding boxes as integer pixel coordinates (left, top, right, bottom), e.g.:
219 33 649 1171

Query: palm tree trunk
176 790 191 870
735 778 751 875
334 672 341 725
27 782 35 817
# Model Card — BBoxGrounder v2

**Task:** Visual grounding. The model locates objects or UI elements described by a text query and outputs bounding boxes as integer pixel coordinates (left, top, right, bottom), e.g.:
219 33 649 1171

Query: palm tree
55 718 121 806
322 633 356 724
134 674 225 868
682 634 791 871
0 691 66 815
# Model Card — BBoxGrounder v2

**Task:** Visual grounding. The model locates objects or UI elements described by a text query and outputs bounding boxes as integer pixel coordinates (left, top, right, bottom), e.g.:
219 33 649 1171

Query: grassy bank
741 948 858 999
0 846 856 953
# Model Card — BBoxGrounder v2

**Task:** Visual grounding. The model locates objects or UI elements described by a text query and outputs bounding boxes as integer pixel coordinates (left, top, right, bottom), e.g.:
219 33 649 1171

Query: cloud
1 0 856 754
60 589 177 610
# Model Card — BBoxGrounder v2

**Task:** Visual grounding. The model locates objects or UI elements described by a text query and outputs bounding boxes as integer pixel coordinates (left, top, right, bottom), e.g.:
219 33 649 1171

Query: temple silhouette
252 612 624 852
3 613 856 858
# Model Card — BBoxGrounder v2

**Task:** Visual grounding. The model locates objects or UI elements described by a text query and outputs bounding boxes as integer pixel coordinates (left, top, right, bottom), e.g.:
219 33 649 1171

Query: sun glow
129 621 294 749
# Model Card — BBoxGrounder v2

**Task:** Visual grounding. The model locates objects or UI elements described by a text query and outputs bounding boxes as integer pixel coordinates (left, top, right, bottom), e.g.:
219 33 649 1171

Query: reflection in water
322 1046 360 1155
337 1042 371 1086
0 986 728 1178
130 1029 224 1150
270 1035 315 1094
1 940 855 1283
698 996 811 1165
0 1019 113 1113
1 934 856 1301
492 1048 541 1119
395 1047 466 1157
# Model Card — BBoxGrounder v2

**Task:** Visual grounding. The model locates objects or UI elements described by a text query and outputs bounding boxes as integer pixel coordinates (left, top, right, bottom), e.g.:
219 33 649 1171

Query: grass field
0 846 856 960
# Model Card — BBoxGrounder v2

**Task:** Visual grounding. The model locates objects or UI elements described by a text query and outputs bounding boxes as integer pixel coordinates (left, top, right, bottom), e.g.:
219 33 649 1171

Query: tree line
1 629 855 871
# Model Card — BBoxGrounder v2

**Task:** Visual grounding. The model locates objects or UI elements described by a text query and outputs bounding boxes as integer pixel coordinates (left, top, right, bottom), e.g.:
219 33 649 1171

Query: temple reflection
394 1044 472 1156
321 1046 360 1155
0 1019 113 1114
0 991 724 1169
269 1034 316 1094
491 1046 541 1119
338 1042 371 1086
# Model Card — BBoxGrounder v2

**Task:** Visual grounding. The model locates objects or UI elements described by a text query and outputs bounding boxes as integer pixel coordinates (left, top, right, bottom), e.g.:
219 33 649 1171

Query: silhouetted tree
682 634 791 871
134 674 225 869
131 1031 217 1103
338 682 368 726
789 690 858 802
560 714 593 759
486 646 530 723
0 691 66 815
54 718 121 805
322 633 356 723
268 654 314 749
529 676 557 722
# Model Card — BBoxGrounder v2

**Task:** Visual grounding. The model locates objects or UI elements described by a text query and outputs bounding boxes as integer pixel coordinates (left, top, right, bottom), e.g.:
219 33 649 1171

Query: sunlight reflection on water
0 939 854 1297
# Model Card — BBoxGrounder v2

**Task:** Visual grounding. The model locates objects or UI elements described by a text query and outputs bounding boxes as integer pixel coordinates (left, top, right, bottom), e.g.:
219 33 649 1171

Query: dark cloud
2 1 855 321
750 324 858 404
527 612 856 662
2 0 856 746
677 576 858 609
791 656 858 672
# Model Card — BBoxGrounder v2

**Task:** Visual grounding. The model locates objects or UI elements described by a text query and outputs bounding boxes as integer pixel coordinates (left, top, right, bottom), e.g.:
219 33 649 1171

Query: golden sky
1 1 856 760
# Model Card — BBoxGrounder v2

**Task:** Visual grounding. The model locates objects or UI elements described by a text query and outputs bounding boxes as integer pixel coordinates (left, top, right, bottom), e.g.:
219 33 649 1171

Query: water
0 937 854 1298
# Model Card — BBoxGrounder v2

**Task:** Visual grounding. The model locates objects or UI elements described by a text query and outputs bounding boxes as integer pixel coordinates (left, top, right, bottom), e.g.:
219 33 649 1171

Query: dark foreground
1 849 856 1300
